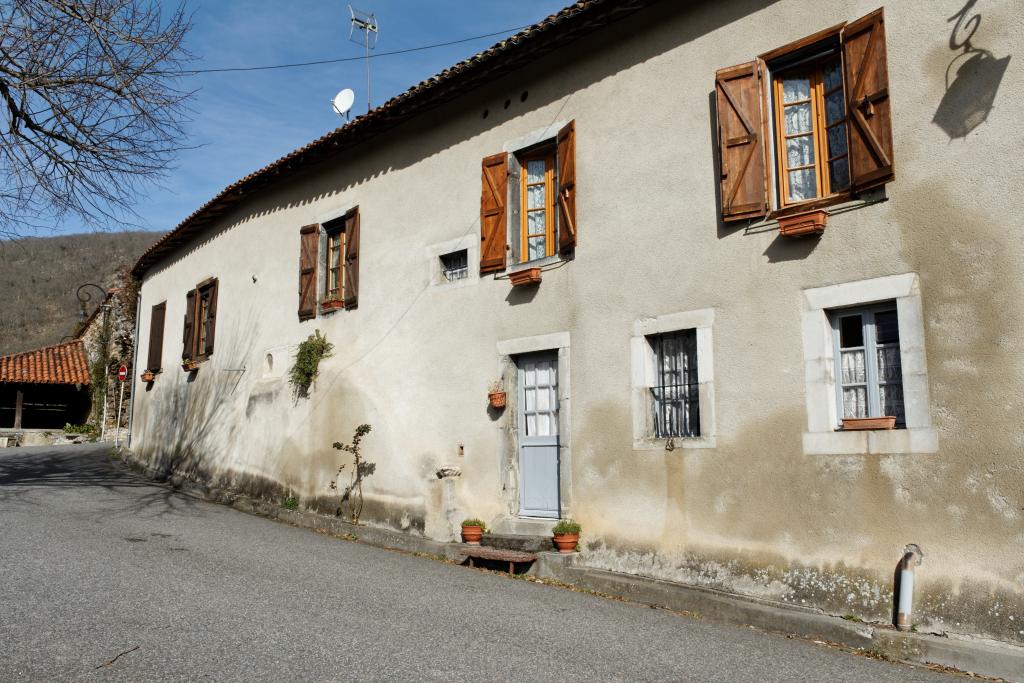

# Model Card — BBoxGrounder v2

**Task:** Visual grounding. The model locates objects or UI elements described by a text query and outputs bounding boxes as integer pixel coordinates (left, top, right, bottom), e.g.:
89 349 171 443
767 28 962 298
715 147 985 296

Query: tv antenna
348 5 378 113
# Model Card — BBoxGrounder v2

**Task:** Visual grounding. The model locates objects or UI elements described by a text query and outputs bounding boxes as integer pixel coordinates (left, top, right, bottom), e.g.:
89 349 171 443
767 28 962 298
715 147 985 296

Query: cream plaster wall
130 0 1024 643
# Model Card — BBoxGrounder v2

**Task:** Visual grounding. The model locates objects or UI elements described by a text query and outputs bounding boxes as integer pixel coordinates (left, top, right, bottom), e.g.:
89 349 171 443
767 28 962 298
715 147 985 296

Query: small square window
647 329 700 438
440 249 468 282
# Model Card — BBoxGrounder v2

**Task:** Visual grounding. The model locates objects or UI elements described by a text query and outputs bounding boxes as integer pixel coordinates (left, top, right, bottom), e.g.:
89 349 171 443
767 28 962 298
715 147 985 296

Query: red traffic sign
117 365 128 382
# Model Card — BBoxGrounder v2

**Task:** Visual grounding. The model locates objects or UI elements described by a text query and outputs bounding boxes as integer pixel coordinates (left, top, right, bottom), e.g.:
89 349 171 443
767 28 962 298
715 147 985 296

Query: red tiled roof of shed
0 340 91 385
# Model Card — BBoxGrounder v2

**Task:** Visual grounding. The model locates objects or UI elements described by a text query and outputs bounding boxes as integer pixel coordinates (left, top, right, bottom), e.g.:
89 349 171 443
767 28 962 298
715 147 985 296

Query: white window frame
631 308 716 450
830 304 904 424
802 274 937 455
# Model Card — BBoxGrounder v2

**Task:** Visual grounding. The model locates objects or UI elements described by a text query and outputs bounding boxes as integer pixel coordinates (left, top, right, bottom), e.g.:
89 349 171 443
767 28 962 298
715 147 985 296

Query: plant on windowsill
842 416 897 430
461 518 486 545
487 379 506 409
181 359 198 372
289 329 333 399
551 519 581 554
140 370 156 383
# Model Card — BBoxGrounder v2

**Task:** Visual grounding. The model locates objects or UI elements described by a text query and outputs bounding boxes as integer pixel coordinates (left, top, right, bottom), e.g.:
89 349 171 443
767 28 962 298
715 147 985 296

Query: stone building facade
128 0 1024 645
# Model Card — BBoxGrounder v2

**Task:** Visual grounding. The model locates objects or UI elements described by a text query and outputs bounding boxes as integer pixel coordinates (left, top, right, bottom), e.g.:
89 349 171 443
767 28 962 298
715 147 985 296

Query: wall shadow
934 1 1011 139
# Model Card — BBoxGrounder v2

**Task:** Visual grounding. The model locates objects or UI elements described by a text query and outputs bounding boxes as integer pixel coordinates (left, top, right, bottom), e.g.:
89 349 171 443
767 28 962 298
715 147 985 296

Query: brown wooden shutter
556 120 577 254
715 61 769 221
182 289 196 360
298 224 319 321
204 278 218 357
842 8 894 191
343 206 360 310
480 152 508 274
147 302 166 372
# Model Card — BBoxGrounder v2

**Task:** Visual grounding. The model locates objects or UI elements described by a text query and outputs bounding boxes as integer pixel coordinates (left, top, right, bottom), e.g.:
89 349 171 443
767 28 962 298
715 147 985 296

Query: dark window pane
839 315 863 348
875 310 900 344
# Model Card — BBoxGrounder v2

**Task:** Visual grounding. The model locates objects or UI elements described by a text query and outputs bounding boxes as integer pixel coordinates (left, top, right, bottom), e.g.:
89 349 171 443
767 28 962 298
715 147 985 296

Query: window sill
802 428 938 455
633 435 716 451
320 299 345 314
506 254 563 274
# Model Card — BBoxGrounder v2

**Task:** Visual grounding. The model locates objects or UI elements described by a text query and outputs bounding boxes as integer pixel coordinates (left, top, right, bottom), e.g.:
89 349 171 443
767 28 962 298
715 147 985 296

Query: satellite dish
332 88 355 118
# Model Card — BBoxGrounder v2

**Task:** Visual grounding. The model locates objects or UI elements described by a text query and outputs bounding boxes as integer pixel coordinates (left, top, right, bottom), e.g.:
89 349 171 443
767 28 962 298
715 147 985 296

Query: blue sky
101 0 568 236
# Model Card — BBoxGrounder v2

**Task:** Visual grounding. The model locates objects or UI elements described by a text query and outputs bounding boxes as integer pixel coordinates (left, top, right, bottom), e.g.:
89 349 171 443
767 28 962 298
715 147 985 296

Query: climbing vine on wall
289 329 333 398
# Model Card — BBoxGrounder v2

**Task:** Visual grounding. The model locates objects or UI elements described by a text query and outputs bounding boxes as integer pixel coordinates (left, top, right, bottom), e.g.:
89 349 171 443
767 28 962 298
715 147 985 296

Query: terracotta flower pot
553 532 579 554
488 391 507 409
461 525 484 545
842 416 896 430
181 360 198 373
141 370 156 383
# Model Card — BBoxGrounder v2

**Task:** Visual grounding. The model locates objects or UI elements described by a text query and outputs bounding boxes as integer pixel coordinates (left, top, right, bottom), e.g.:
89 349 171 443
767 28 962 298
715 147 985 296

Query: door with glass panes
517 353 560 518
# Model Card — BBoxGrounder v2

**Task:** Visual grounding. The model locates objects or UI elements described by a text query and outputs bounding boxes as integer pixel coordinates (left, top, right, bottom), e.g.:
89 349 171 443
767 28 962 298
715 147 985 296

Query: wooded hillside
0 232 162 356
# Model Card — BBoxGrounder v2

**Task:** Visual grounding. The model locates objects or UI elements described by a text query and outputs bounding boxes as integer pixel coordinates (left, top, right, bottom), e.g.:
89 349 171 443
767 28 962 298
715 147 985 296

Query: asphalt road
0 444 964 682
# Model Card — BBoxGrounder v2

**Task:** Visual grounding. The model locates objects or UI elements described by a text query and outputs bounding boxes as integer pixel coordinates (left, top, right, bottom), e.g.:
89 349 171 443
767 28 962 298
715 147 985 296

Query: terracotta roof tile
133 0 660 278
0 340 91 386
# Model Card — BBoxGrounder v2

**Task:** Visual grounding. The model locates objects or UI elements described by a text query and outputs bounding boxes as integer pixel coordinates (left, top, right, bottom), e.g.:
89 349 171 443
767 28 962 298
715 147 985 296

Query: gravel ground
0 444 965 682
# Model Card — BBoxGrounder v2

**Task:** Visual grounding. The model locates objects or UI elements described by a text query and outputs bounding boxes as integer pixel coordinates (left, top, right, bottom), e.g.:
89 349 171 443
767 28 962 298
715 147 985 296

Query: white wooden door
518 353 560 518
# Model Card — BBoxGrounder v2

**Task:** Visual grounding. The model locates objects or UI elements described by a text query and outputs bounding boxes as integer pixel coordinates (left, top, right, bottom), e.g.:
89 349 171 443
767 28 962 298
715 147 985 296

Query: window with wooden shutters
196 278 217 360
842 9 893 191
480 152 508 273
182 289 196 361
298 224 319 321
715 62 768 221
147 302 166 372
716 9 894 220
343 206 359 310
556 120 576 254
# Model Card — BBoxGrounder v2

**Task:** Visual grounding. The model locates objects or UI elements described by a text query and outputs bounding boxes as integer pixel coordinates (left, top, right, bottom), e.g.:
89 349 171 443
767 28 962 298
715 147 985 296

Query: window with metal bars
649 330 700 438
440 249 468 282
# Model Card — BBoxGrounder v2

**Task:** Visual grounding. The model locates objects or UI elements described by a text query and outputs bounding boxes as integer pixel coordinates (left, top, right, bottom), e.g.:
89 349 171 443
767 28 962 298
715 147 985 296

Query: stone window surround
495 331 572 521
630 308 716 451
425 234 479 290
801 273 938 455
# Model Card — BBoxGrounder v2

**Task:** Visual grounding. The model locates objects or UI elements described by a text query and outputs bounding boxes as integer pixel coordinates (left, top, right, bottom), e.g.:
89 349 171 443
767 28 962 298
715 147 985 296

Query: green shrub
281 495 299 510
552 519 581 535
289 330 333 398
63 422 96 435
461 518 487 530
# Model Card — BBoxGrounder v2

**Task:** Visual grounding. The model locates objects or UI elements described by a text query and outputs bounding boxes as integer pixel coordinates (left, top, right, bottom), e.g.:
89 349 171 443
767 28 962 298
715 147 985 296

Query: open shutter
182 289 196 360
204 278 218 357
715 61 768 221
556 120 577 254
298 224 319 321
480 152 508 274
147 302 166 372
842 8 894 191
343 207 360 310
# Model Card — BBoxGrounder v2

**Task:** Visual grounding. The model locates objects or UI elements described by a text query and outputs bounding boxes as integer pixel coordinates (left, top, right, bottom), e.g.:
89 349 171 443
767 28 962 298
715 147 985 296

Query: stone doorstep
124 456 1024 683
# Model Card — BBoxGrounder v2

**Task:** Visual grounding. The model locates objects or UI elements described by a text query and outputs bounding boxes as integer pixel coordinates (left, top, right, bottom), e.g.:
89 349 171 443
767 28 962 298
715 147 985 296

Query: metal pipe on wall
896 544 924 631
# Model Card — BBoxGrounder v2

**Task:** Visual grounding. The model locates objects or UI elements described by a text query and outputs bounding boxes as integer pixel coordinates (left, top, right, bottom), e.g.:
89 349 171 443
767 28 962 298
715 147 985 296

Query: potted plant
842 416 897 430
461 518 486 545
487 380 506 409
181 359 198 372
140 370 156 383
551 519 581 554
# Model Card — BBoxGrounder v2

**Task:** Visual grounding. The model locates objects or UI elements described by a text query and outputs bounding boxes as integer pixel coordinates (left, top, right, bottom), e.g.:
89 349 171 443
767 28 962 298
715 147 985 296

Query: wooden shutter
556 120 577 254
203 278 218 357
842 8 894 191
343 206 360 310
298 224 319 321
715 61 768 221
147 302 166 372
480 152 508 273
182 289 196 360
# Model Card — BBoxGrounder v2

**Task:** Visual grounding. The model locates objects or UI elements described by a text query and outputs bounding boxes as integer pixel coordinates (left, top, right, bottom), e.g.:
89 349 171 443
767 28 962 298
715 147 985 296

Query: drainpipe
896 544 924 631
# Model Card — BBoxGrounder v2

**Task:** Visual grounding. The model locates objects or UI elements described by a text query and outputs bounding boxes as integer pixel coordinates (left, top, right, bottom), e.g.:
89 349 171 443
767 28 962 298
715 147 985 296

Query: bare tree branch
0 0 194 239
